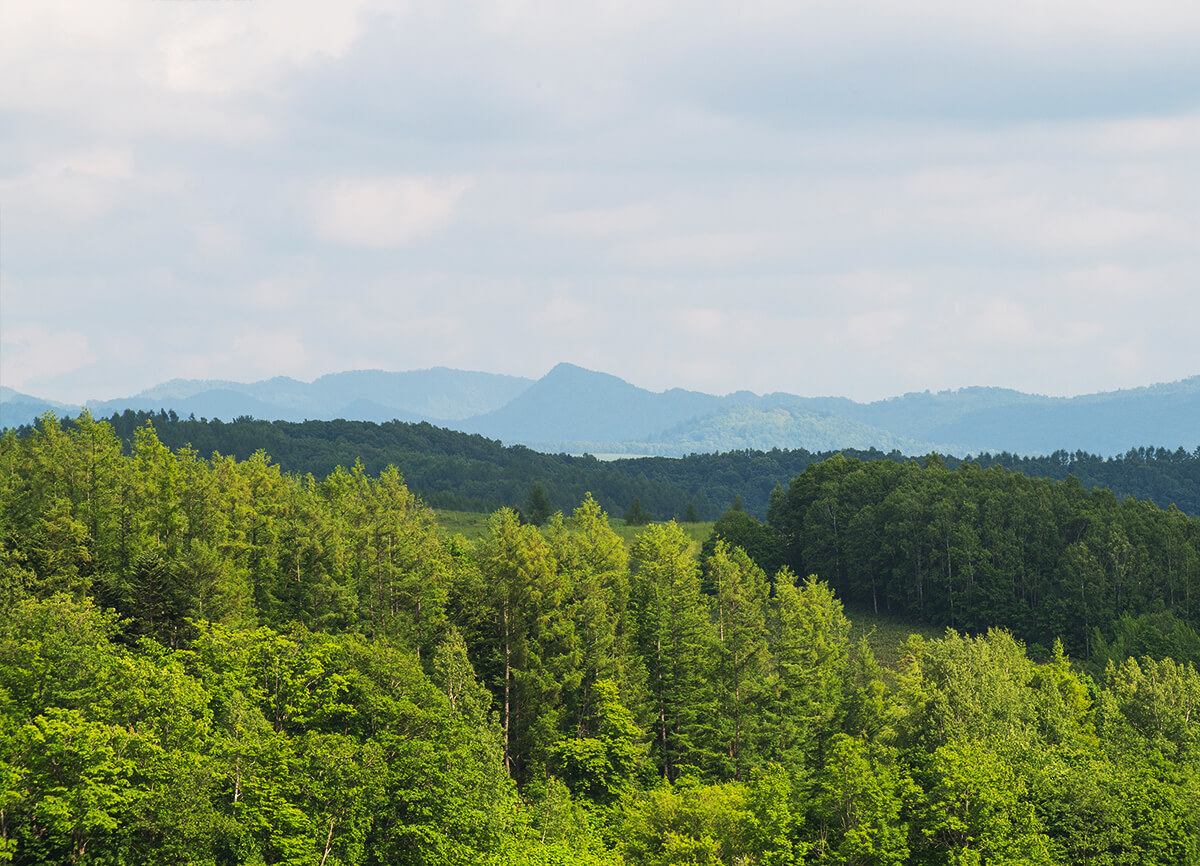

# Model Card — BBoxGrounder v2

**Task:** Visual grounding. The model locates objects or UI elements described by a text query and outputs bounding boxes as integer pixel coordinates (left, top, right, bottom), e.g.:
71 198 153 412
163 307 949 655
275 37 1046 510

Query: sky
2 0 1199 405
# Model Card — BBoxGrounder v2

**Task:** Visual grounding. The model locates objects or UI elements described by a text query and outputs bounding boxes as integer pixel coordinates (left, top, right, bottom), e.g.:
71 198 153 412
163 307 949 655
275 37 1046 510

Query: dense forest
17 410 1200 521
2 414 1200 864
749 455 1200 664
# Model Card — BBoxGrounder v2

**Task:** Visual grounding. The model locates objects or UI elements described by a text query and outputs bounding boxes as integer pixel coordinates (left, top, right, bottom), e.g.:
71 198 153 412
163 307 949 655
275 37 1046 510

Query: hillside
5 365 1200 457
16 411 1200 521
4 418 1200 864
460 362 725 444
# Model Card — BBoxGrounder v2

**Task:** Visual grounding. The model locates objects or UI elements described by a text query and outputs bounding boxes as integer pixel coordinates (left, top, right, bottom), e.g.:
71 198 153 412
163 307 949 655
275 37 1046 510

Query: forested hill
79 409 908 520
64 410 1200 520
768 454 1200 662
6 365 1199 456
4 415 1200 863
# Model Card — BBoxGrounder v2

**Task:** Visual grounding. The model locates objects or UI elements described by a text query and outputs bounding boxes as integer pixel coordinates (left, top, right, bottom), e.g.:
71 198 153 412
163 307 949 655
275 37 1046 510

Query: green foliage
618 781 753 866
624 498 652 527
770 454 1200 658
706 542 772 780
3 418 1200 864
892 629 1041 752
769 572 850 769
523 482 555 527
809 735 914 865
700 509 781 582
914 740 1055 864
548 680 646 804
631 523 715 780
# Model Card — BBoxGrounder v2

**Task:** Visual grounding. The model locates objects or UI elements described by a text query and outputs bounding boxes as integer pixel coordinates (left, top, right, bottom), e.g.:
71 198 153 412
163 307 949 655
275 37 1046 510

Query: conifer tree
630 522 715 779
707 540 773 779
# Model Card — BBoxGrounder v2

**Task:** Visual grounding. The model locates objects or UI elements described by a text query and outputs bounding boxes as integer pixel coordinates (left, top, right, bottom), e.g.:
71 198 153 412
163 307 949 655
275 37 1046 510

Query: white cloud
625 230 781 268
312 176 472 248
846 310 910 348
541 203 663 237
675 308 727 338
2 148 137 222
192 222 245 262
0 325 96 394
4 0 1200 407
533 297 596 330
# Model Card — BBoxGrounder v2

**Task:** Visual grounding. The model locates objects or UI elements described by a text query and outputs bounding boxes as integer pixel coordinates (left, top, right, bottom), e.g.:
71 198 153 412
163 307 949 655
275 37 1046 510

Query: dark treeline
959 446 1200 516
19 410 1200 522
766 454 1200 662
3 416 1200 863
80 409 908 520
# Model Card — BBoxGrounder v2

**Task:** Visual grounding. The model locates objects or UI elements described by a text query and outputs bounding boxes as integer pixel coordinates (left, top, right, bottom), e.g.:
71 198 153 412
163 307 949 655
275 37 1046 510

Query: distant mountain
839 386 1046 439
87 390 315 424
460 363 726 443
306 369 532 421
6 367 1199 458
852 378 1200 456
71 368 534 425
0 387 77 429
907 379 1200 455
642 405 972 456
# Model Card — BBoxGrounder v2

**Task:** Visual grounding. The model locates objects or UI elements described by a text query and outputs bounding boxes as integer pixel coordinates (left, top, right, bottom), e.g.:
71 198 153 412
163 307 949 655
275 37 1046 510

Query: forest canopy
2 414 1200 864
16 409 1200 521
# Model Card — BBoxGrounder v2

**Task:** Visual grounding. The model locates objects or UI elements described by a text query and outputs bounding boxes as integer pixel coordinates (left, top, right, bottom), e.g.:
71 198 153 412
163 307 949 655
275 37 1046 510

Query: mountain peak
542 362 628 384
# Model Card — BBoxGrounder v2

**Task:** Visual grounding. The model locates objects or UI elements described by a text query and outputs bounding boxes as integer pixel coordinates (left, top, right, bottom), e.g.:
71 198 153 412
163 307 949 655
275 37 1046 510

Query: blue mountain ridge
4 368 1199 457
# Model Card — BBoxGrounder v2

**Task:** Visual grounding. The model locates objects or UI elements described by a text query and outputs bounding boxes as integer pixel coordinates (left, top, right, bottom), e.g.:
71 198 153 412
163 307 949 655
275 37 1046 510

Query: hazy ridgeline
2 414 1200 864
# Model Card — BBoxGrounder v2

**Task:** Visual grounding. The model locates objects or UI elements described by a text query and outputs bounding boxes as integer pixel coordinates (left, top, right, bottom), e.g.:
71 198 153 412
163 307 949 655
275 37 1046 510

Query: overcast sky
2 0 1199 405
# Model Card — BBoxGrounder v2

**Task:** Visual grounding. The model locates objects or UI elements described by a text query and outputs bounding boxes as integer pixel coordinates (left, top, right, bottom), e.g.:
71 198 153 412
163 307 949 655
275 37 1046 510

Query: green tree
707 541 772 780
809 735 914 865
768 573 850 769
631 522 715 780
915 740 1054 864
701 509 782 582
545 496 637 739
523 482 554 527
624 498 652 527
477 509 579 784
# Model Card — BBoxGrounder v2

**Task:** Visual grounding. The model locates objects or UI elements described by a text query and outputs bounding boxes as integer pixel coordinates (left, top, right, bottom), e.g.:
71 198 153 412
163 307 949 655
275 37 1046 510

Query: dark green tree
624 497 652 527
522 482 554 527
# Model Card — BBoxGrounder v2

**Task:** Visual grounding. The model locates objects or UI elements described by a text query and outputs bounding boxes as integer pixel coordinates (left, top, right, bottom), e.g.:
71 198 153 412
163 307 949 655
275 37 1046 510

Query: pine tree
630 522 715 779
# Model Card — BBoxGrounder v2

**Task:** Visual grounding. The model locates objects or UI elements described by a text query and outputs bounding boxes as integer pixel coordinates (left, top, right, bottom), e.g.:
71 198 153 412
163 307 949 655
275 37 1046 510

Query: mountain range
4 364 1200 457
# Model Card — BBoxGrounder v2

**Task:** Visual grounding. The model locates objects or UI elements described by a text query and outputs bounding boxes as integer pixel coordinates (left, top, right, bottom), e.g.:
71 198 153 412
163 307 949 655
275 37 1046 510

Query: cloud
0 325 96 394
174 328 308 383
625 230 781 268
2 148 137 222
3 0 1199 408
846 310 911 348
311 175 472 248
541 203 662 237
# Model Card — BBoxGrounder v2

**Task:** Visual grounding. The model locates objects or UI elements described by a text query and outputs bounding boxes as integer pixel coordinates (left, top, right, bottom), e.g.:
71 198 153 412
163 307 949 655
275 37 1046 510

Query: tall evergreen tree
630 522 715 779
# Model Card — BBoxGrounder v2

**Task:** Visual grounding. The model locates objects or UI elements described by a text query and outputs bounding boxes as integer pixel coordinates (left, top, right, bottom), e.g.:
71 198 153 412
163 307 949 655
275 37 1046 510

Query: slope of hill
6 366 1200 457
920 378 1200 455
305 368 533 420
460 362 726 443
86 367 533 424
0 387 76 429
643 404 974 455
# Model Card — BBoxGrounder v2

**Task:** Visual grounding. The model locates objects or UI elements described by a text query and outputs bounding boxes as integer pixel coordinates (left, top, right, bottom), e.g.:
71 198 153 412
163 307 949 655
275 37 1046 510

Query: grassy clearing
433 508 713 553
610 519 713 553
432 509 495 541
841 602 946 670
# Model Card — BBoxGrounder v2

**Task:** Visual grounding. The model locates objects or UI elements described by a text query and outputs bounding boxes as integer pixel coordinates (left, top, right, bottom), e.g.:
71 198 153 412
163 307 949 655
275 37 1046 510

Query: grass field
841 603 946 669
432 509 497 541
